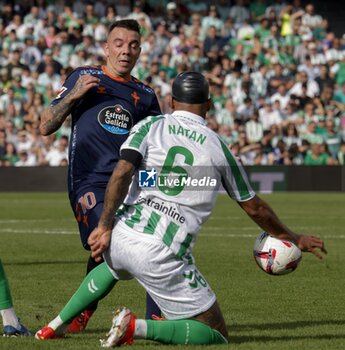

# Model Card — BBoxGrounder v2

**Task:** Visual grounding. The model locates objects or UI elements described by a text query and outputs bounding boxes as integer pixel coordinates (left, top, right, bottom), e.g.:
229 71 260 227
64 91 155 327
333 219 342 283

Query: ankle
134 319 147 339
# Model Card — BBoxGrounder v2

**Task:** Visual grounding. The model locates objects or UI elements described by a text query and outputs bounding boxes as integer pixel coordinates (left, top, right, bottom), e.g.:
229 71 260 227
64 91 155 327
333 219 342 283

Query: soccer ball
253 231 302 275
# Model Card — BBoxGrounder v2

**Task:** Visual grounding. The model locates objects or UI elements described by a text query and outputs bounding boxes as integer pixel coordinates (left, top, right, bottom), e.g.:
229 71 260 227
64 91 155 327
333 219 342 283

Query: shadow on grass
82 329 113 335
230 334 345 344
229 319 345 344
4 260 85 266
229 319 345 331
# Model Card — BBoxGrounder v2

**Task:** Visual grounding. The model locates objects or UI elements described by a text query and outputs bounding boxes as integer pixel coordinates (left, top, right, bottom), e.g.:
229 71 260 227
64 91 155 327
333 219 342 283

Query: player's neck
102 65 132 82
173 103 207 119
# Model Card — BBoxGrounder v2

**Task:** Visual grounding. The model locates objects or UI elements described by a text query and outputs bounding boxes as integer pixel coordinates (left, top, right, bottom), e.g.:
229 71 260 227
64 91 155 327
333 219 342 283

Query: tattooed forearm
40 99 75 135
39 77 94 135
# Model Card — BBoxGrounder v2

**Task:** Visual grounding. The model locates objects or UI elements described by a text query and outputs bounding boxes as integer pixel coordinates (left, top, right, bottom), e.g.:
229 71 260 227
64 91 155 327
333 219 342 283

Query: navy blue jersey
51 66 161 193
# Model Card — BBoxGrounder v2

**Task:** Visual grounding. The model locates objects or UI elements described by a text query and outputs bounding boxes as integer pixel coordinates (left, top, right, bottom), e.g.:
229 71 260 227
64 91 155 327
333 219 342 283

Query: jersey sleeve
50 69 81 106
217 138 255 202
120 115 164 157
120 148 143 168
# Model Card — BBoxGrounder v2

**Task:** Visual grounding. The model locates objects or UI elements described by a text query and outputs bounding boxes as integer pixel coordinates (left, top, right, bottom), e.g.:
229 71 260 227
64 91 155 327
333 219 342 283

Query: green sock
0 260 13 310
60 262 117 323
146 319 228 345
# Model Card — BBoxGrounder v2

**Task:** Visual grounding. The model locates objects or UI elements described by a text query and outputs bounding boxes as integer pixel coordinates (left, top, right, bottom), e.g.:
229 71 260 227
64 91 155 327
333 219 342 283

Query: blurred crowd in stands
0 0 344 167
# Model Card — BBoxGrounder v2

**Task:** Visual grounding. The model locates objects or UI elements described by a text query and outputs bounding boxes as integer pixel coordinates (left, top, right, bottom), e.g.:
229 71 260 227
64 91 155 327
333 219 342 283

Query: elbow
245 206 262 220
39 123 49 136
239 195 265 219
39 109 53 136
39 125 49 136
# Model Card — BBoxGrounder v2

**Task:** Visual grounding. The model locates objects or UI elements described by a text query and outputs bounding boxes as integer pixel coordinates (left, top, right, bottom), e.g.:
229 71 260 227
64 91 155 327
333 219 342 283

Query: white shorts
103 220 216 320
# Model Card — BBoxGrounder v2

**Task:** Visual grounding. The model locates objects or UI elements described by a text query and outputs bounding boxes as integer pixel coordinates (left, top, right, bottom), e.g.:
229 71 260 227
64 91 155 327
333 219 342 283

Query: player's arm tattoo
99 160 136 228
40 99 75 135
39 79 89 135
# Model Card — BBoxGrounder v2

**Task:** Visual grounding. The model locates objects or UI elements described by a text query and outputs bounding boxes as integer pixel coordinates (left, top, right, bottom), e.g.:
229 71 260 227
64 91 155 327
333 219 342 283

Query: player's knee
216 320 229 341
192 301 228 340
210 316 228 341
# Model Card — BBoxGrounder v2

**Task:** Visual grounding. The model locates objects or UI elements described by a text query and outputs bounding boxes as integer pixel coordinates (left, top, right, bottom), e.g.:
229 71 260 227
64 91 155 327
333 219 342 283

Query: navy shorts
70 186 106 250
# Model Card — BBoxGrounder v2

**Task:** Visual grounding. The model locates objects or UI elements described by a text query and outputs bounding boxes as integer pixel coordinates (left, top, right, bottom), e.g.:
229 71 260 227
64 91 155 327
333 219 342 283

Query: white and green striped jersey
118 110 255 259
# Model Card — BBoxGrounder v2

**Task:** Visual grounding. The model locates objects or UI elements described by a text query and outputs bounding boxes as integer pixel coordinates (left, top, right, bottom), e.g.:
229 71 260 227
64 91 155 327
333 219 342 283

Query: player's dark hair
108 19 141 36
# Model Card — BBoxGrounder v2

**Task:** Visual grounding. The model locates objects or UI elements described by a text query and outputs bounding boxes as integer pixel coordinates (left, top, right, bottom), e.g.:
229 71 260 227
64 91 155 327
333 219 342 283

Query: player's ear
170 96 175 110
103 41 109 58
206 98 212 111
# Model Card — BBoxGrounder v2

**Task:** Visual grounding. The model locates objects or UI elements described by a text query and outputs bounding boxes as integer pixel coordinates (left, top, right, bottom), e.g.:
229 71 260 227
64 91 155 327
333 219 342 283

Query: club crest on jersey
98 104 133 135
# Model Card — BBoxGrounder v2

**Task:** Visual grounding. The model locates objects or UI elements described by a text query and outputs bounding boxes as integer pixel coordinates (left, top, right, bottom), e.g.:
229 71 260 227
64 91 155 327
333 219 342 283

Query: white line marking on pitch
203 226 333 231
0 228 342 239
0 228 76 234
0 219 72 223
200 234 345 239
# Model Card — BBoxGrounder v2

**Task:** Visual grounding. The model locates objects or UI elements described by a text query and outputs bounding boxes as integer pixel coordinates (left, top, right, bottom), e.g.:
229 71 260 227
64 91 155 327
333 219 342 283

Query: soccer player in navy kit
39 19 161 331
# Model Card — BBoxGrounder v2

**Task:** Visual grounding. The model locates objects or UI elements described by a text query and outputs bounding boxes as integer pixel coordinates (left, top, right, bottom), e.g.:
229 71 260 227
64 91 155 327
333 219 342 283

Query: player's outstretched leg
101 303 228 347
0 260 31 336
35 262 117 340
67 255 101 332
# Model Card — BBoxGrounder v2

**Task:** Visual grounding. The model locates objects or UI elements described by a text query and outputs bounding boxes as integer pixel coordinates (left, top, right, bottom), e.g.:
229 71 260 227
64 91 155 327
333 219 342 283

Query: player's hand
296 235 327 259
69 75 100 100
88 226 112 262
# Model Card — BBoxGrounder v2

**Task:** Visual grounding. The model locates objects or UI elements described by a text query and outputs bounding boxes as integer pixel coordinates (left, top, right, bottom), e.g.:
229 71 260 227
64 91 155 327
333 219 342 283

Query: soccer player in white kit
36 72 326 346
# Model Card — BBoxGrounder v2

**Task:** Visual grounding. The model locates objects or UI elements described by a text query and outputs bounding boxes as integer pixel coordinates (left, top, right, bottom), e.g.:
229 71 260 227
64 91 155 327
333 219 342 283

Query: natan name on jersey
168 124 207 145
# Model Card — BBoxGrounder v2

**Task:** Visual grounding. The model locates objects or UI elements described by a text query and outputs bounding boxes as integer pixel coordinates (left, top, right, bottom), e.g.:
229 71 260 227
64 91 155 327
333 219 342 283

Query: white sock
47 315 68 333
133 319 147 339
0 307 20 328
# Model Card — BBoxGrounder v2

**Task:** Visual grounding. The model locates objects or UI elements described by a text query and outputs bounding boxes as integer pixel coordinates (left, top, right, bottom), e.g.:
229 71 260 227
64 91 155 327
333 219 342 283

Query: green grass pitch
0 192 344 350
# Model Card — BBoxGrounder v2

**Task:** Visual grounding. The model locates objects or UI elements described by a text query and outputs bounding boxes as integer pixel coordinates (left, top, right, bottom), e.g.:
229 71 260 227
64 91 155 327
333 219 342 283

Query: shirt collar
172 110 207 126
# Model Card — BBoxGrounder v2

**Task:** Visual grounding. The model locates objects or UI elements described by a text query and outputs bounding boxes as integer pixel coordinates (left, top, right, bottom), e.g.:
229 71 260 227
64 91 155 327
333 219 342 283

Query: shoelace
151 314 166 321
